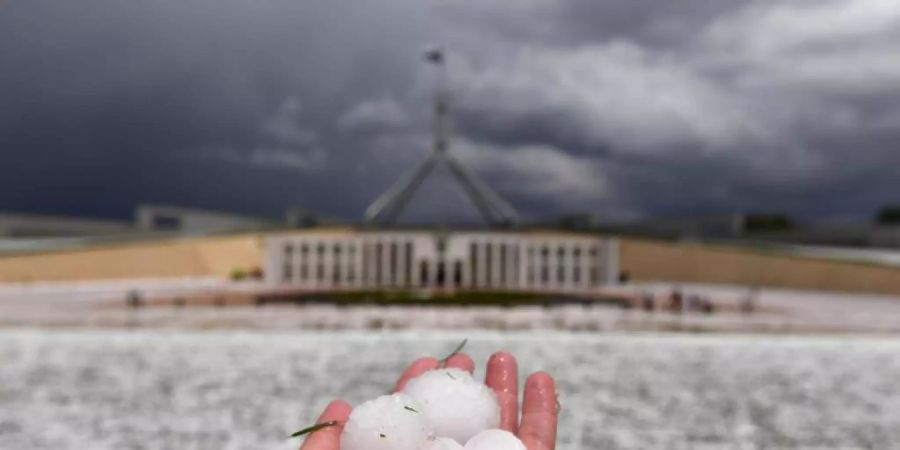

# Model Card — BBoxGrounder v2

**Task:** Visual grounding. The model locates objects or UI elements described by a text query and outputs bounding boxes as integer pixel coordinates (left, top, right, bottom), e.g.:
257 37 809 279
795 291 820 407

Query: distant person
741 288 759 314
669 288 684 313
618 270 631 284
642 292 655 311
127 290 142 309
687 294 702 312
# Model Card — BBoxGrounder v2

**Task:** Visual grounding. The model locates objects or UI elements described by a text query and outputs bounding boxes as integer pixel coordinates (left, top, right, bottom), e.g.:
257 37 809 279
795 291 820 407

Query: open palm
299 352 558 450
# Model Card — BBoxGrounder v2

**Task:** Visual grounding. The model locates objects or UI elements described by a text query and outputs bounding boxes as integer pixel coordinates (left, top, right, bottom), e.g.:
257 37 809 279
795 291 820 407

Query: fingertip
301 400 352 449
526 371 556 391
486 351 519 388
322 399 352 421
394 357 440 392
489 351 517 368
445 352 475 373
411 356 441 371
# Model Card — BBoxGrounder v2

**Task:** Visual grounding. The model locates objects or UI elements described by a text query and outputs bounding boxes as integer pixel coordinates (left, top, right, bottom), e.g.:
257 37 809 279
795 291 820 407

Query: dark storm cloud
1 0 898 224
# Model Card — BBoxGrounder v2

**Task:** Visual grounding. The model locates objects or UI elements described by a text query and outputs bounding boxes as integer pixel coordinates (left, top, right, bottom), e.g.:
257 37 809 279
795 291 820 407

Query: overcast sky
1 0 898 225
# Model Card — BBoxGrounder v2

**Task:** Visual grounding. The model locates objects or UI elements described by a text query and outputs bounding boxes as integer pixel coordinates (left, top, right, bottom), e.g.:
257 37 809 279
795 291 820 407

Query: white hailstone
341 393 433 450
402 368 500 444
419 436 465 450
464 429 526 450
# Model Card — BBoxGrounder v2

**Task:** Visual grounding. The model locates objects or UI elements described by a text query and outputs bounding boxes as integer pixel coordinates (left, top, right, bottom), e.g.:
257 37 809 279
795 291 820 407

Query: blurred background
1 0 900 449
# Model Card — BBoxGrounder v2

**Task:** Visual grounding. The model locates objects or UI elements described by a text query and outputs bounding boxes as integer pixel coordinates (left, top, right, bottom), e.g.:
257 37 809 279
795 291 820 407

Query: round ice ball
402 368 500 444
464 429 526 450
341 393 433 450
419 436 465 450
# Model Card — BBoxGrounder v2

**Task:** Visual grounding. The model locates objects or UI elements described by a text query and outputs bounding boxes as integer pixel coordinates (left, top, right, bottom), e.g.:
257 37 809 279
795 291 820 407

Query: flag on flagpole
425 48 444 64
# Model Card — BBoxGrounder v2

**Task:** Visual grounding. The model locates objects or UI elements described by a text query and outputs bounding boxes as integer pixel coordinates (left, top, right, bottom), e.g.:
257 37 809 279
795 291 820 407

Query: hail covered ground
1 331 899 450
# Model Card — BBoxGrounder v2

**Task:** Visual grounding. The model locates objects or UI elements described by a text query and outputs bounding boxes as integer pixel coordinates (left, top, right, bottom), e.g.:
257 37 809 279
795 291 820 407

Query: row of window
279 239 607 287
282 240 414 286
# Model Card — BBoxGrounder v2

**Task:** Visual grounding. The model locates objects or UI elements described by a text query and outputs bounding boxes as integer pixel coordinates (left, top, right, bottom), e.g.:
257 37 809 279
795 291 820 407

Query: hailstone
340 393 432 450
464 429 527 450
402 368 500 444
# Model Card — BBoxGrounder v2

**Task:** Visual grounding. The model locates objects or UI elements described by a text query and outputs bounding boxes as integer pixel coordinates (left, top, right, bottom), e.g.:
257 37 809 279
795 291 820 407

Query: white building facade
264 230 619 293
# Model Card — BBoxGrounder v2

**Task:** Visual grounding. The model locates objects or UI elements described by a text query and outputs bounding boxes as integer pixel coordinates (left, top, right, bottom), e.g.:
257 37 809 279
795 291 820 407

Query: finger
444 352 475 373
300 400 352 450
518 372 558 450
485 351 519 433
393 357 440 392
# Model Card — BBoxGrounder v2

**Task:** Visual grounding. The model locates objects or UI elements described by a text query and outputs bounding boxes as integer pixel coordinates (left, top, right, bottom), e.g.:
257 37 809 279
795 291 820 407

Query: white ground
1 331 899 450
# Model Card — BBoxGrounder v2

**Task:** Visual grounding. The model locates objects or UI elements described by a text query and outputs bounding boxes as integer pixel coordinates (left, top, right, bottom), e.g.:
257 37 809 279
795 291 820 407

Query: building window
557 246 566 283
316 263 325 281
499 244 507 286
540 246 549 286
485 243 493 288
390 242 398 286
573 247 582 285
333 264 341 285
405 241 414 286
589 245 600 286
283 244 294 282
375 242 384 285
526 246 535 285
152 214 181 230
512 245 520 284
470 242 478 286
419 260 429 287
361 243 370 285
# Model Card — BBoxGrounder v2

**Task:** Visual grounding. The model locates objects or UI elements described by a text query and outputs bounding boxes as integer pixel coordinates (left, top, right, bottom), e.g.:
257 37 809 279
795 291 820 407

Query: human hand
300 352 558 450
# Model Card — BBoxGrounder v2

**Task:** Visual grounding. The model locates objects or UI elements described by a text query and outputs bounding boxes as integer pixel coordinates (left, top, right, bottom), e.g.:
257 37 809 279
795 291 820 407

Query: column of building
369 239 378 288
460 239 472 289
379 238 390 287
604 238 619 285
509 241 520 290
523 245 532 290
565 242 577 292
474 239 485 289
574 243 586 291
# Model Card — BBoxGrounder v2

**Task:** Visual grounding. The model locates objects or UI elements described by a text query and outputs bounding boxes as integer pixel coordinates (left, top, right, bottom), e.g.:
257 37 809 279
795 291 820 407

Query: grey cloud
1 0 898 223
